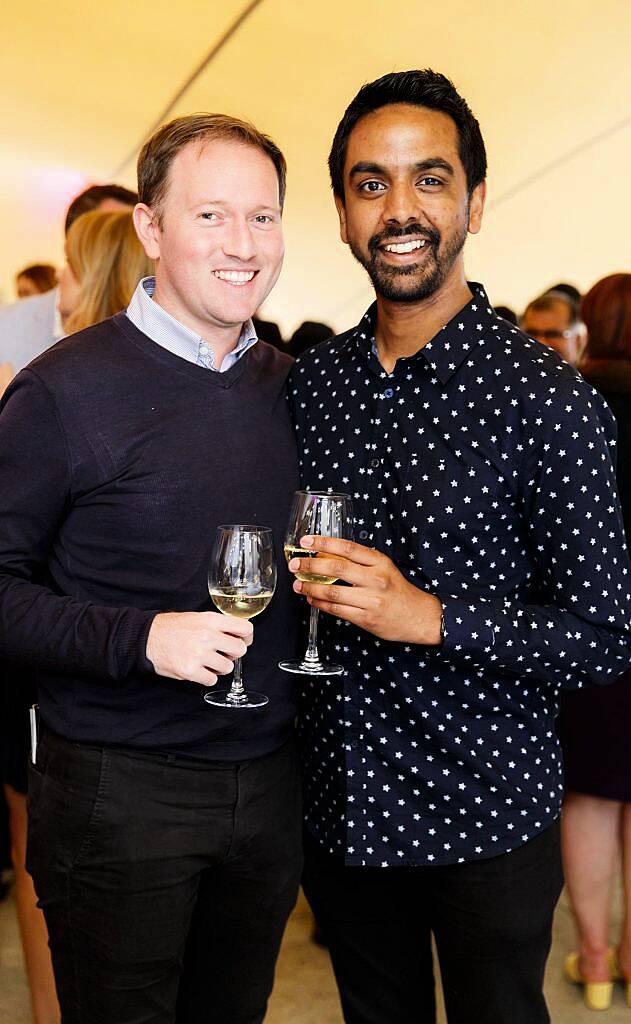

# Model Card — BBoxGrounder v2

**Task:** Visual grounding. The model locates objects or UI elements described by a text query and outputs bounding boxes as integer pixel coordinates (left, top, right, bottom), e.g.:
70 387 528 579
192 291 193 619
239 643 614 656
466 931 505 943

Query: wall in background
1 0 629 333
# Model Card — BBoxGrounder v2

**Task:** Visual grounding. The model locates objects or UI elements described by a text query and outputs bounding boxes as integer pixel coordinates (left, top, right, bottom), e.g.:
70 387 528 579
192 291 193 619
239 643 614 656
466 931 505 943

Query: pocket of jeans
26 746 111 894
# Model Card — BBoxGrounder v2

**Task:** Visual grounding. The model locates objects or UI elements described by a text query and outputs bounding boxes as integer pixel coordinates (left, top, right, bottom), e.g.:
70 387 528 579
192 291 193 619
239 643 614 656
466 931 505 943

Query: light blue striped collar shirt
125 276 258 372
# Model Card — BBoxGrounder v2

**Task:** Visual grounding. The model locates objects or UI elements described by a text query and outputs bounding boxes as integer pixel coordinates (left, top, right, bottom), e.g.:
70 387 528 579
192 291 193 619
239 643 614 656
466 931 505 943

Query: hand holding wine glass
206 525 276 708
146 610 252 688
279 491 353 675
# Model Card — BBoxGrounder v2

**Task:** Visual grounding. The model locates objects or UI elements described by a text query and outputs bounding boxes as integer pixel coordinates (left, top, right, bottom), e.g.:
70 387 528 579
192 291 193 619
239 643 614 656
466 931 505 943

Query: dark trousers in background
26 730 302 1024
303 822 563 1024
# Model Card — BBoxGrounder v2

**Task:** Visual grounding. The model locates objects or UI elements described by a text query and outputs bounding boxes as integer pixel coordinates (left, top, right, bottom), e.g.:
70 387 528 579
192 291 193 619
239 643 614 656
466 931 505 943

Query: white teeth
213 270 255 284
384 239 426 254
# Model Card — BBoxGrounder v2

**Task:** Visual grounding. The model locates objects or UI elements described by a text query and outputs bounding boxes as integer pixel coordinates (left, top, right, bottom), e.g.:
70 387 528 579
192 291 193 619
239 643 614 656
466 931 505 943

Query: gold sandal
564 951 614 1011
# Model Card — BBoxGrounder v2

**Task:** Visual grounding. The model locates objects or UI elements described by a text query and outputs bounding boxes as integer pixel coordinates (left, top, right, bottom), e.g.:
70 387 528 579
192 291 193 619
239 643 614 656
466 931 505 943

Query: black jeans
26 730 302 1024
302 823 563 1024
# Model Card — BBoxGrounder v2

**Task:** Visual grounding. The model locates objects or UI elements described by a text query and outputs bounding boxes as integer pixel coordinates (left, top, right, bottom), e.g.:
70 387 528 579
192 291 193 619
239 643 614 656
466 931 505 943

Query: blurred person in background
289 319 334 357
0 203 149 1024
521 288 583 364
15 263 57 300
58 209 153 333
252 311 285 349
1 659 60 1024
549 282 588 362
0 183 137 384
549 281 581 306
493 304 517 326
557 273 631 1011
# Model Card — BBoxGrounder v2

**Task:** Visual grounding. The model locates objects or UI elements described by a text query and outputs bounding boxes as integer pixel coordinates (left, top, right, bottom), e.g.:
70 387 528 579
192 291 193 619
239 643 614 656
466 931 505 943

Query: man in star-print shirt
287 70 631 1024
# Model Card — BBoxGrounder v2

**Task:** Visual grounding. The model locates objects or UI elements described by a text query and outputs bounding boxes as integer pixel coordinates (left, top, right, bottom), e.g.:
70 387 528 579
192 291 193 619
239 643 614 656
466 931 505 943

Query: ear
334 194 349 245
133 203 162 260
467 181 486 236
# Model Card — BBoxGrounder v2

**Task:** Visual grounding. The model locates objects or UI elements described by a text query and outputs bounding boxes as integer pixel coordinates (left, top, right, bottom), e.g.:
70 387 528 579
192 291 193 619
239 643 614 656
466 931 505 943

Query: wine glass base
203 689 269 709
278 660 344 676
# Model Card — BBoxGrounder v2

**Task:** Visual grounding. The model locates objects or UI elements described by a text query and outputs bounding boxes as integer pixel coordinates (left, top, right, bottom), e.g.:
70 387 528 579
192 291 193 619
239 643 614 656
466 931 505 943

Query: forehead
166 138 279 205
345 103 462 171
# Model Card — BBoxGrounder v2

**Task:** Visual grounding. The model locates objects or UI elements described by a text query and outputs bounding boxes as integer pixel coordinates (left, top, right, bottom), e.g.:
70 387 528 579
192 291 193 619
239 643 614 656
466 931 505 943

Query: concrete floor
1 885 629 1022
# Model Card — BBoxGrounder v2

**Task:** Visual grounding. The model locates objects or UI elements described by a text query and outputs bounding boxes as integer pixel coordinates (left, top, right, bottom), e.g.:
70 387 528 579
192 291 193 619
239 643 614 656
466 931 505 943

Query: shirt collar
126 276 257 369
344 282 499 385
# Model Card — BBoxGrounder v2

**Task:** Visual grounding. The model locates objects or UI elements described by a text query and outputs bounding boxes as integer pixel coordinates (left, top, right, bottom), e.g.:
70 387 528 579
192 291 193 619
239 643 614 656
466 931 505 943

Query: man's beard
348 218 469 303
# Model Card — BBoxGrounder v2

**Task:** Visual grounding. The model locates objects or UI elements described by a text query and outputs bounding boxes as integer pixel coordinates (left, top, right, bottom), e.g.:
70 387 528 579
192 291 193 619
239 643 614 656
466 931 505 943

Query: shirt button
370 458 380 469
382 387 394 399
358 529 369 541
200 344 208 354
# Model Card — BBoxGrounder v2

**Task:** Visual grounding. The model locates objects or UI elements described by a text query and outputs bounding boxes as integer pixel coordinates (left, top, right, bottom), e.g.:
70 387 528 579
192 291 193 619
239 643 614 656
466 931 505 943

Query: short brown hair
137 113 287 222
581 274 631 361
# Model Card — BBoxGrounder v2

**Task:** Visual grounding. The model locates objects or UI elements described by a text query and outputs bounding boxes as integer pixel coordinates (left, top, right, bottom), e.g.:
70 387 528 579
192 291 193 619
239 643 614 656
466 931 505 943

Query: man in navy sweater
0 114 301 1023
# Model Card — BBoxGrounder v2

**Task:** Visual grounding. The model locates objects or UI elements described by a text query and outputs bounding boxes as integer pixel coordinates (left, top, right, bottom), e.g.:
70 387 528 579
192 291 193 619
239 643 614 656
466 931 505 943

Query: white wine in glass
282 544 339 585
206 525 276 708
209 588 275 618
280 491 353 676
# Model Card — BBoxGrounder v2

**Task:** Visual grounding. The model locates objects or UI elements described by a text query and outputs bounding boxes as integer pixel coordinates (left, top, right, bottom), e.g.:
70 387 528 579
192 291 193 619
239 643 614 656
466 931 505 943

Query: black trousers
26 730 302 1024
302 823 563 1024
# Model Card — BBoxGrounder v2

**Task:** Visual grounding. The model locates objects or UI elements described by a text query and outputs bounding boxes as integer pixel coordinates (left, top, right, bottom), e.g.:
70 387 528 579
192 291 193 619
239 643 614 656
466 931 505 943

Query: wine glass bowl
280 491 353 676
206 525 276 708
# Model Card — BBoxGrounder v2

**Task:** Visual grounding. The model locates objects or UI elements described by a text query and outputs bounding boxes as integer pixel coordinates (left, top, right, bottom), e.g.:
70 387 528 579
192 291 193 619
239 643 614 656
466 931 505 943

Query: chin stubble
349 219 469 303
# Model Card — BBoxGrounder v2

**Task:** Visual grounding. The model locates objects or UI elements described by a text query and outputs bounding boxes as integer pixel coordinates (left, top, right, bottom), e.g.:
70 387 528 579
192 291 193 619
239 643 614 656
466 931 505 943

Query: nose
381 180 423 228
222 216 257 262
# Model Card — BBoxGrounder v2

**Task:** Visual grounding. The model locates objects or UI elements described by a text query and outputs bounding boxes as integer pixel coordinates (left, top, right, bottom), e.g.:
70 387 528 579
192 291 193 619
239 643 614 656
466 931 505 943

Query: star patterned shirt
290 282 631 868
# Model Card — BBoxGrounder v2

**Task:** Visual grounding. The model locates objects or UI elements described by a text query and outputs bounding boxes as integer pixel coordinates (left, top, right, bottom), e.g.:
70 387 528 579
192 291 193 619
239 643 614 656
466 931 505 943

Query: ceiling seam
486 111 631 211
110 0 264 178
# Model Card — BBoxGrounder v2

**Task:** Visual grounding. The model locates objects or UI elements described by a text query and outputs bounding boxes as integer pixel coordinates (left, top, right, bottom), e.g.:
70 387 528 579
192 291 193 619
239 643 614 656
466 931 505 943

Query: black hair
549 282 581 305
494 305 518 326
329 69 487 202
526 290 580 326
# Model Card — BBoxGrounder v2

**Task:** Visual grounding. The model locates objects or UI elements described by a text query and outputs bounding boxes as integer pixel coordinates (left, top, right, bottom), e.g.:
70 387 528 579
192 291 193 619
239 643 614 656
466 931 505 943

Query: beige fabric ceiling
1 0 630 333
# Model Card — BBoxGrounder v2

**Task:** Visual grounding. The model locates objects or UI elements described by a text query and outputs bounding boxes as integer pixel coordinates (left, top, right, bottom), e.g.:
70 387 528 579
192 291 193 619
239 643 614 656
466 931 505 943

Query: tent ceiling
1 0 630 331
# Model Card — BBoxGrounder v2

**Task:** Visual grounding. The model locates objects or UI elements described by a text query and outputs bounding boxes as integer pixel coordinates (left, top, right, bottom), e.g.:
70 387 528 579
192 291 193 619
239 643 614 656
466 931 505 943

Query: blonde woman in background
58 207 153 333
0 210 151 401
0 207 151 1024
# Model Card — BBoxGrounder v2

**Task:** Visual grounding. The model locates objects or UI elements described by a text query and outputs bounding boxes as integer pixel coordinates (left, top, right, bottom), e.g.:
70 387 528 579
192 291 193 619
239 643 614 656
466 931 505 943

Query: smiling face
336 103 484 303
134 138 284 337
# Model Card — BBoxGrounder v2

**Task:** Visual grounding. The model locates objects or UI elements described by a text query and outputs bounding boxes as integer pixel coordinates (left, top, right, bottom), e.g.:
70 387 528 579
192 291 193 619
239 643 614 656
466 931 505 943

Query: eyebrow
191 200 281 214
349 158 455 178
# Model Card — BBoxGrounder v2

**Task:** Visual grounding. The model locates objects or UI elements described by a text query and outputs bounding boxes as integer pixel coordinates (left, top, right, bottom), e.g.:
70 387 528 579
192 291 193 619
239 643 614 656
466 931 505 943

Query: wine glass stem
228 657 245 703
305 606 321 664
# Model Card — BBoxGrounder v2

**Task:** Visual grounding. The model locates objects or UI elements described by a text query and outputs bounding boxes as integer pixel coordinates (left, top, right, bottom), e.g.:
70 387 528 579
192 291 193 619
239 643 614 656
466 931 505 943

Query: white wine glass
280 491 353 676
206 525 276 708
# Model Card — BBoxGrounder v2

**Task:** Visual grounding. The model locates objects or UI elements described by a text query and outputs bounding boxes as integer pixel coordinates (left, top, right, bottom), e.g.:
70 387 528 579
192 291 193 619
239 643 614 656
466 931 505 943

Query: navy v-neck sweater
0 313 300 760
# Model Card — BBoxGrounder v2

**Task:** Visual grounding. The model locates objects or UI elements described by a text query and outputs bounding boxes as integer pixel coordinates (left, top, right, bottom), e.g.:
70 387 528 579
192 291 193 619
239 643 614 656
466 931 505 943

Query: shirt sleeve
439 378 631 688
0 370 155 679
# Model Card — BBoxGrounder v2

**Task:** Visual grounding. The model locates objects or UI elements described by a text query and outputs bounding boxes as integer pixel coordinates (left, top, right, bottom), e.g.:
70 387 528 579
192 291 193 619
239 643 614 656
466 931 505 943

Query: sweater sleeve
0 370 155 680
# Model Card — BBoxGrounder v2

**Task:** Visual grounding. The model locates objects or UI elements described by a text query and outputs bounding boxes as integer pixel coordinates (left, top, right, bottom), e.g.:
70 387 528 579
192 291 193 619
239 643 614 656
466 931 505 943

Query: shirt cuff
439 594 496 669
